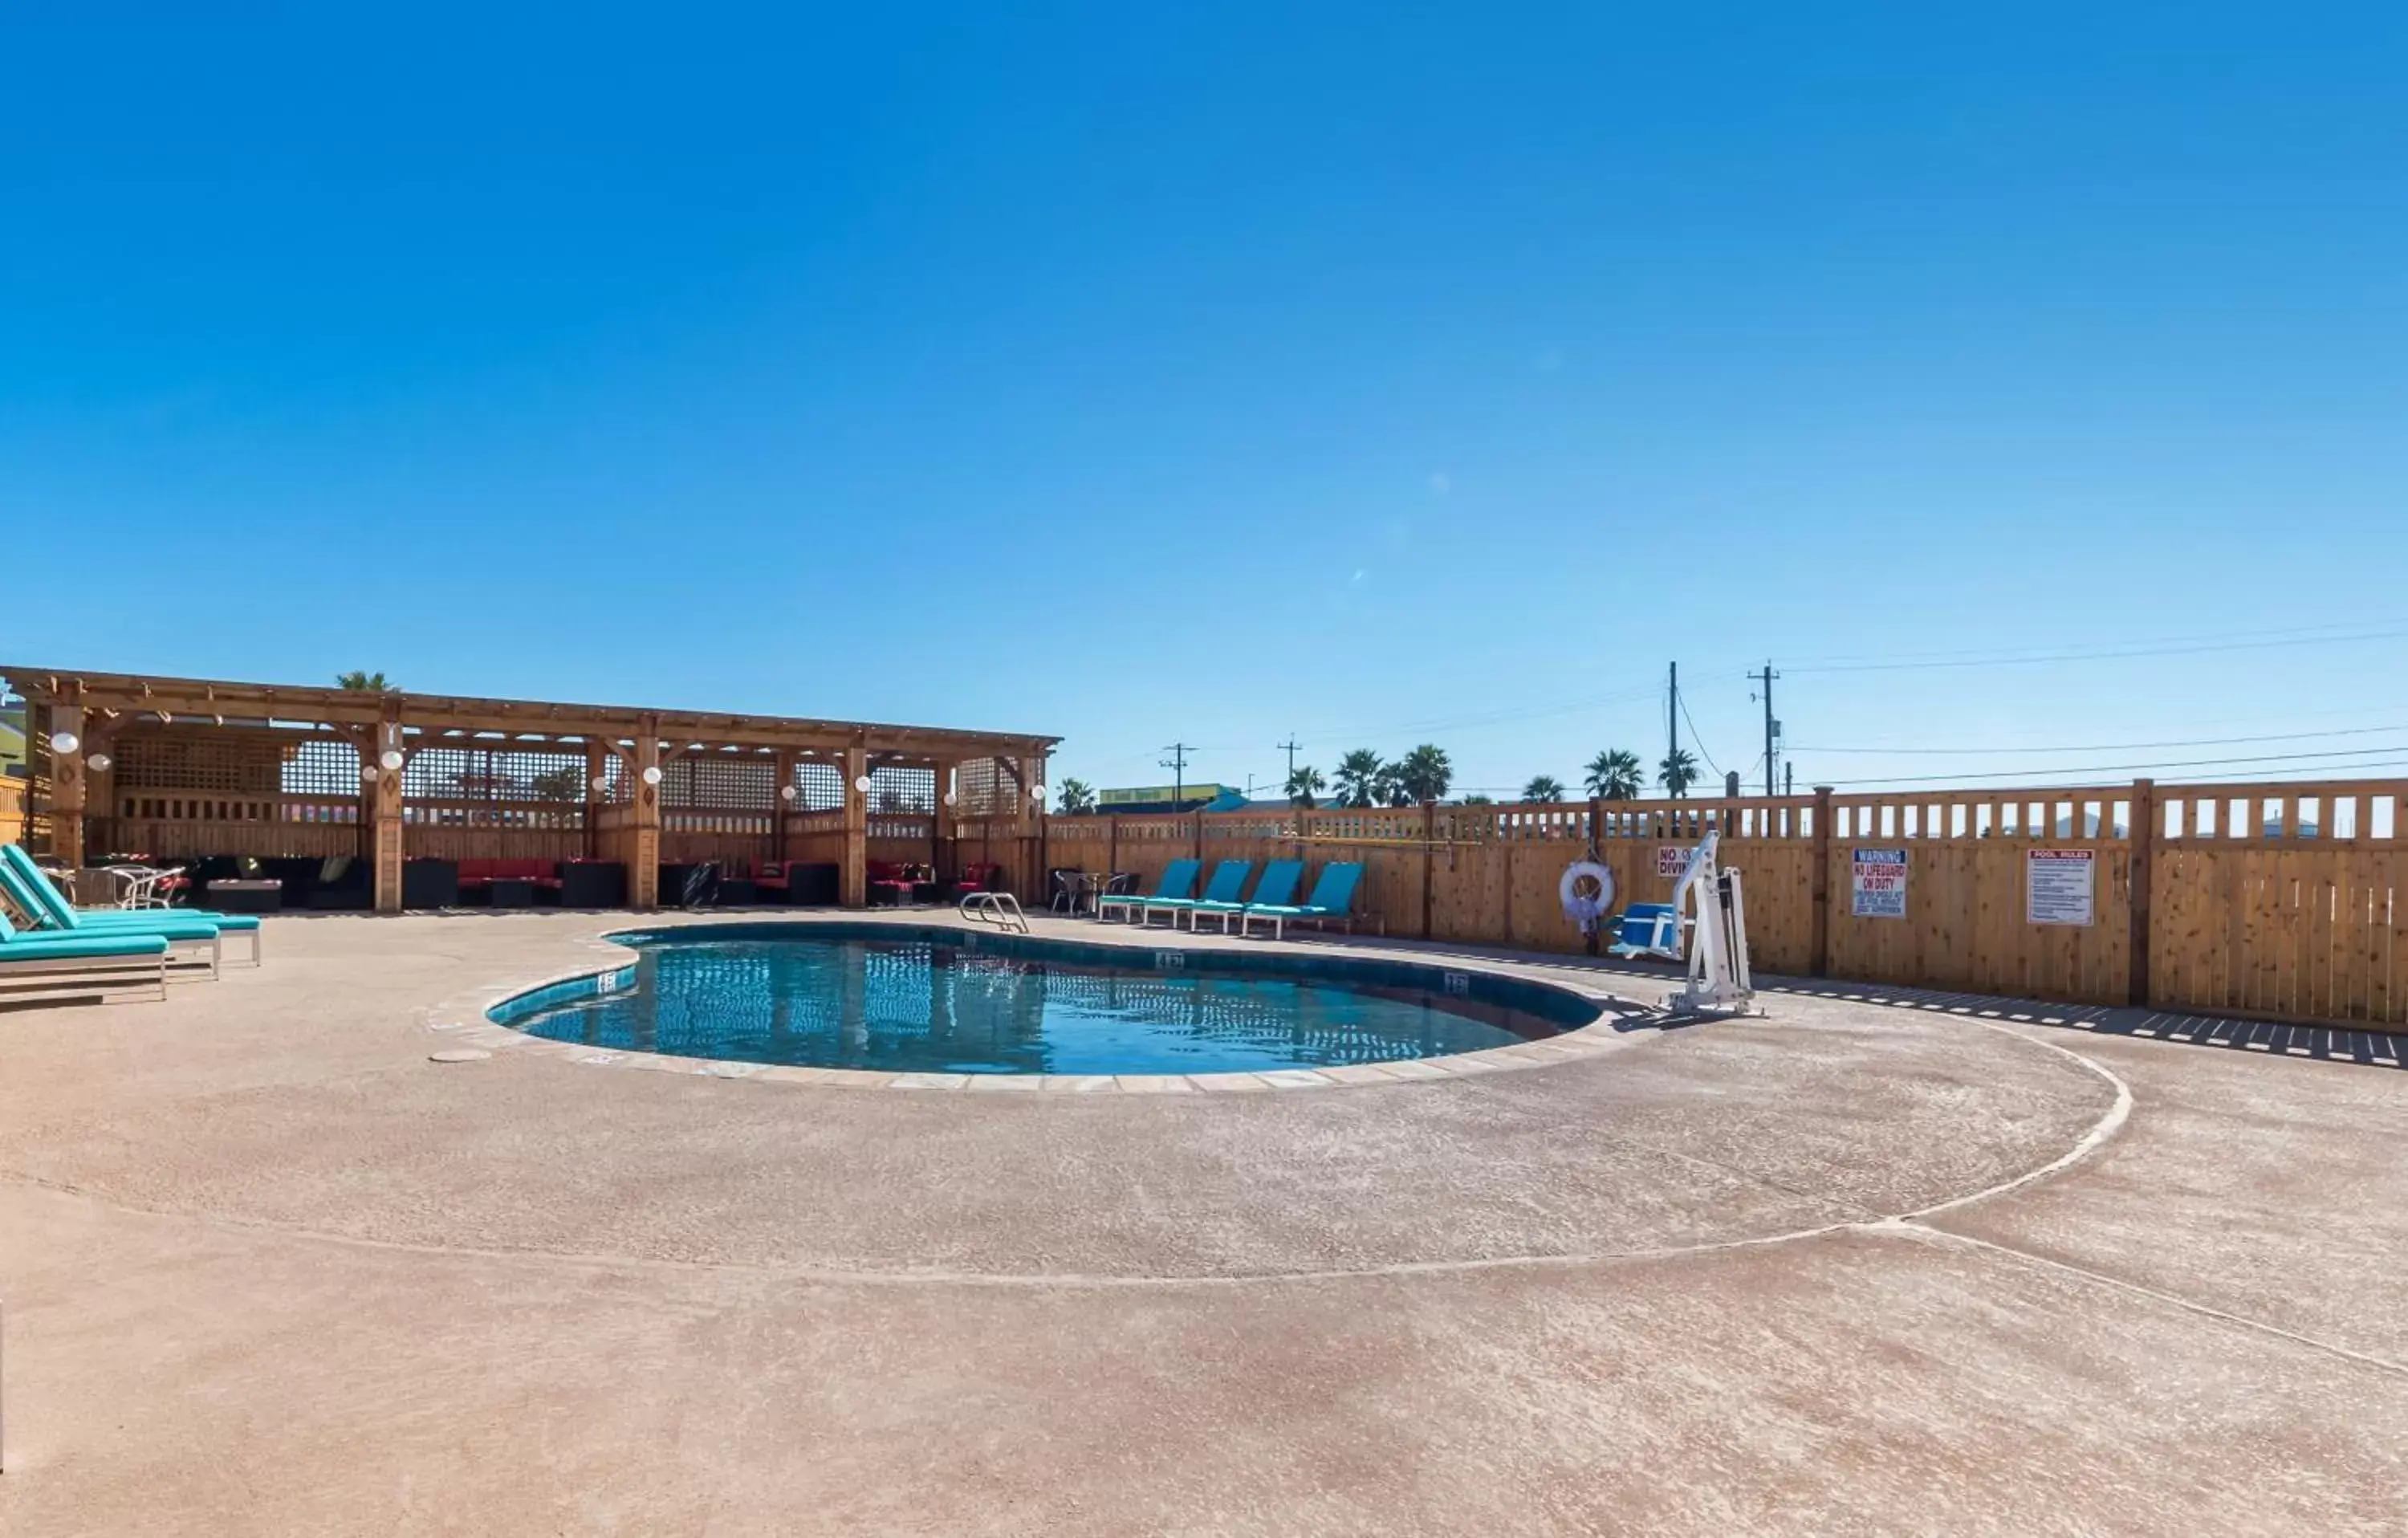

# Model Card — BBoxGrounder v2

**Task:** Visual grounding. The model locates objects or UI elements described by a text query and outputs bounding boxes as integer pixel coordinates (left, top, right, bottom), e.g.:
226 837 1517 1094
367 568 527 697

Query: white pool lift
1662 832 1759 1018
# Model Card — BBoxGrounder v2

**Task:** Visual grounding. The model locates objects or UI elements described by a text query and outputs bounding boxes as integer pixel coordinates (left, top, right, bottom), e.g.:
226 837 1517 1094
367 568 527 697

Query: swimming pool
490 924 1601 1076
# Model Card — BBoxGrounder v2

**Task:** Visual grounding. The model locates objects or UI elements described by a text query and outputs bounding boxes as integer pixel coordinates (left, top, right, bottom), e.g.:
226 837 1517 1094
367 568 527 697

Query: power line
1781 624 2408 676
1822 743 2408 788
1795 723 2408 756
1678 690 1720 775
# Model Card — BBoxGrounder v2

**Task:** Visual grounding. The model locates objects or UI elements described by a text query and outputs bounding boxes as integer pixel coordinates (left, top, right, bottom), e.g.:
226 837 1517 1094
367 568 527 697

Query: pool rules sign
1850 848 1908 918
2026 848 2097 926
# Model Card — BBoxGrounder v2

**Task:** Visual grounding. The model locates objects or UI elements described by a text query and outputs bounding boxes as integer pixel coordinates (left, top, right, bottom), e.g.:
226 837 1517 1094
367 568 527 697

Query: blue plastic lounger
1136 859 1251 930
1606 902 1682 959
1096 859 1199 924
1238 861 1373 942
1189 859 1302 935
0 848 252 976
0 906 170 1007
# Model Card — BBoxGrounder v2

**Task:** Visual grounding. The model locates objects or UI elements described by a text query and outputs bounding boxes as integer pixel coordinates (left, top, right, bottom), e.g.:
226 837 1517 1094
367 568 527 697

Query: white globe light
1031 784 1047 802
361 764 381 783
641 765 663 786
943 791 958 807
779 785 797 801
852 775 872 793
590 775 610 792
87 751 112 772
379 749 405 772
51 730 79 755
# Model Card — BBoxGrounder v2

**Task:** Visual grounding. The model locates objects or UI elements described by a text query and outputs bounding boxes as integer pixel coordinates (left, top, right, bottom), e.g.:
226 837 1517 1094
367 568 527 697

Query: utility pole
1785 761 1794 797
1750 662 1781 797
1160 743 1191 809
1666 661 1680 798
1277 736 1300 789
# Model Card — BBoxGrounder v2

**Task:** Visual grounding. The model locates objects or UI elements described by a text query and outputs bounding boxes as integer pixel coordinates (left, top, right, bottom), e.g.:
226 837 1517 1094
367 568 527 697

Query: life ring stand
1559 859 1616 934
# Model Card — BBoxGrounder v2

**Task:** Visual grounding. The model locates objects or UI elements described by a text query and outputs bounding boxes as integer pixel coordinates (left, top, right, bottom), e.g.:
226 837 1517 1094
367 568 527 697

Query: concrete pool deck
1 909 2402 1534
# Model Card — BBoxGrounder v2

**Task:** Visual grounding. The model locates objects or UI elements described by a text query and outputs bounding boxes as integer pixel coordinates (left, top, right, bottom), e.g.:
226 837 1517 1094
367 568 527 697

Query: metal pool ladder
959 891 1029 934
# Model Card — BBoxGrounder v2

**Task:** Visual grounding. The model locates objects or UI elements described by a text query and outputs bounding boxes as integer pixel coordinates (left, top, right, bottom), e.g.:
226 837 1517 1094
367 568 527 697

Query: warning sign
2026 848 2096 926
1850 848 1908 918
1656 844 1695 878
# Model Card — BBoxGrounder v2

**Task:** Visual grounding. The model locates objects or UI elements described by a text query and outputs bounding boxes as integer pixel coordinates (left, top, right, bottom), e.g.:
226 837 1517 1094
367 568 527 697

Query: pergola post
931 759 954 877
631 723 661 909
841 741 868 906
1021 750 1047 897
47 696 87 869
372 708 405 913
771 749 795 863
83 725 116 853
579 741 604 859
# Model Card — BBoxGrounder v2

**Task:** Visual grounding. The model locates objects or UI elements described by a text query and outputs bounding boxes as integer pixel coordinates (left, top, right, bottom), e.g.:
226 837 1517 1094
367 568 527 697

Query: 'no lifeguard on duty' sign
1850 848 1907 918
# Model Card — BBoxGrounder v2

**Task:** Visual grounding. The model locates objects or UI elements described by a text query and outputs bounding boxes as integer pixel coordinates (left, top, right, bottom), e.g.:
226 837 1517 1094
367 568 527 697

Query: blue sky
5 3 2405 800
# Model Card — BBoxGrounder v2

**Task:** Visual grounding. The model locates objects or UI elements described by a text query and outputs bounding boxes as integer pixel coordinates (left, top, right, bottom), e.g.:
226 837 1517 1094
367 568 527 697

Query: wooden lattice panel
868 764 935 815
117 731 283 795
281 738 367 797
665 755 775 810
956 758 1012 818
405 746 588 804
792 759 844 811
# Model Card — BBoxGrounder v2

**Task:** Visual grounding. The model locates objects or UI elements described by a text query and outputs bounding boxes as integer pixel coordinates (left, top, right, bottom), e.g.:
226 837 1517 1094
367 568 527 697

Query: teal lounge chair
1238 861 1375 941
1096 859 1198 924
0 905 169 1007
1189 859 1302 935
1136 859 1251 930
0 847 256 975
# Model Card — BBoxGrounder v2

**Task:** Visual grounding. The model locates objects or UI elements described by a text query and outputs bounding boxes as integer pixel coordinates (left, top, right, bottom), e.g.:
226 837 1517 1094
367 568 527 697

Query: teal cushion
0 933 170 960
55 913 227 941
73 910 260 934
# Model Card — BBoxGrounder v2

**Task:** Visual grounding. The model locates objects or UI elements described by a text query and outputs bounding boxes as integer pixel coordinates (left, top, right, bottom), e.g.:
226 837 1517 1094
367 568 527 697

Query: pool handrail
959 890 1030 934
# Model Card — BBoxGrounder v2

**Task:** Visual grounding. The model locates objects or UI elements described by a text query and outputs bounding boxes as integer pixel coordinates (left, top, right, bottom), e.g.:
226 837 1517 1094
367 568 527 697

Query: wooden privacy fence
1041 777 2408 1031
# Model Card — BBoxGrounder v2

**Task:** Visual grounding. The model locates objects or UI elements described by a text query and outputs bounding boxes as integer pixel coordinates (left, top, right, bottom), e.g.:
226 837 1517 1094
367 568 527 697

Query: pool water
498 932 1585 1075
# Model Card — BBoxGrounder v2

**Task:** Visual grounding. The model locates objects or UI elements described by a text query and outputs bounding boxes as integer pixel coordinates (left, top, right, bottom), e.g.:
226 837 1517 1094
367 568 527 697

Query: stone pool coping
421 909 1665 1092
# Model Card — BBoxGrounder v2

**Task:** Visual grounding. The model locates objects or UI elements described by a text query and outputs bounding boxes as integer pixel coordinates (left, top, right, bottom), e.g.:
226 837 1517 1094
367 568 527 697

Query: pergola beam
0 669 1055 762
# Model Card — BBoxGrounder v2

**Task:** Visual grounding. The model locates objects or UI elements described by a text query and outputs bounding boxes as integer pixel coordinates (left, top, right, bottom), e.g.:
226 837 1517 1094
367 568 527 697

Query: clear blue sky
6 3 2404 800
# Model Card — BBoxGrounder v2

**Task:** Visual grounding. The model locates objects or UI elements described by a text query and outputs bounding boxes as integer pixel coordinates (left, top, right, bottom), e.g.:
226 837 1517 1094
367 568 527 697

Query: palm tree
1584 749 1643 800
1056 777 1096 814
1658 747 1701 798
1284 765 1324 808
1374 762 1410 807
1522 775 1565 804
336 670 393 692
1332 750 1385 809
1458 792 1495 807
1395 744 1453 805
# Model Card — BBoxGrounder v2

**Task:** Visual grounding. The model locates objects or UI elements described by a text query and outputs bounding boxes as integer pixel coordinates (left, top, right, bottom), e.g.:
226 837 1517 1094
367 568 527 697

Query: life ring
1559 860 1617 933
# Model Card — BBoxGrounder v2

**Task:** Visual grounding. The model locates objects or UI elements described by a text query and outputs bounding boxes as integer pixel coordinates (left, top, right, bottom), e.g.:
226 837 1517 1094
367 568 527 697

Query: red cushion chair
458 858 563 893
865 860 915 906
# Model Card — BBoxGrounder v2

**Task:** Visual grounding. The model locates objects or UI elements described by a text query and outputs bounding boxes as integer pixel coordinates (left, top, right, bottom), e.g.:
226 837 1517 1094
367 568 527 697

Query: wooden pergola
2 667 1058 913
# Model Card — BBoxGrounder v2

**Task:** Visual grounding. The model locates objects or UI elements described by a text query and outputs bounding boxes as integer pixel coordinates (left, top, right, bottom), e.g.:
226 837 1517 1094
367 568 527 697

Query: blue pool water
494 927 1596 1076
